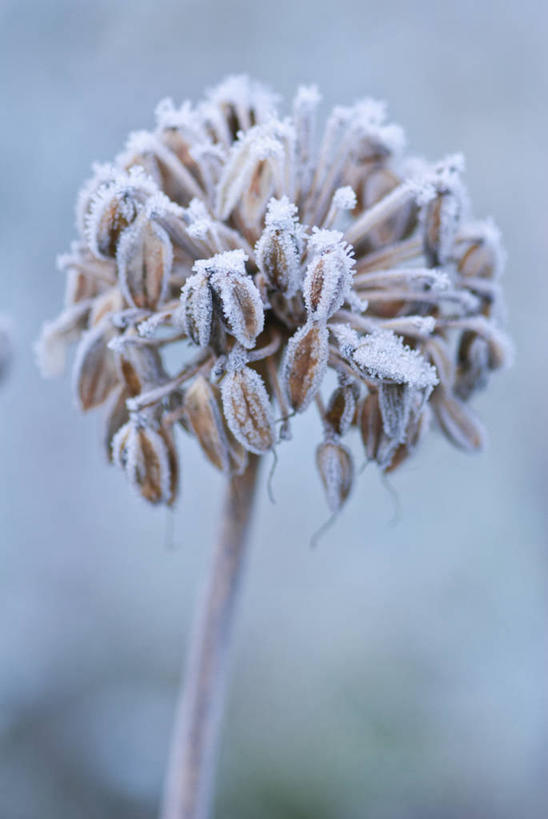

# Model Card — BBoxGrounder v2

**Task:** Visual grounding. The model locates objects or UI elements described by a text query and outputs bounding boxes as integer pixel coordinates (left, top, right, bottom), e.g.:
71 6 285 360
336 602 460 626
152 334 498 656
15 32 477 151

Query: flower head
37 75 511 510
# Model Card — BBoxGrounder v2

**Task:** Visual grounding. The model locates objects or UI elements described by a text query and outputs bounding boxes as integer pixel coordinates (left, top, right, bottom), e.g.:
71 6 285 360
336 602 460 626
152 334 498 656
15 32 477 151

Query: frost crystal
38 75 512 509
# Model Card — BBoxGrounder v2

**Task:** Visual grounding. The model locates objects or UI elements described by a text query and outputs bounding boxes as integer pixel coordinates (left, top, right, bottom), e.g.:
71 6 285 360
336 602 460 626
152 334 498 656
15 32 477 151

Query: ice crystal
38 75 511 510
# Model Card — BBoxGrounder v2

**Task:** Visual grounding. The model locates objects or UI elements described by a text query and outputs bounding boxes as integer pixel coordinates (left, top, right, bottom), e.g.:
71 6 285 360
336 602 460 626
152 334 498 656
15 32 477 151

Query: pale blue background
0 1 546 816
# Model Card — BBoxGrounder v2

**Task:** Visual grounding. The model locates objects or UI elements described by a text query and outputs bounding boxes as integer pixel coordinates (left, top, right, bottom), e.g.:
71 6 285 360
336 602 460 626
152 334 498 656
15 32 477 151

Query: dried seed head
178 271 213 347
39 77 511 509
184 375 247 474
112 419 178 505
316 439 354 513
104 385 130 462
303 229 355 320
255 196 304 297
117 217 173 310
281 321 329 412
221 365 274 454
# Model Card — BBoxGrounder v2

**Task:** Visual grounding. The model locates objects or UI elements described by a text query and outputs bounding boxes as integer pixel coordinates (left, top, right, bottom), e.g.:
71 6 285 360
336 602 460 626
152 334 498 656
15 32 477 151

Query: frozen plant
37 76 512 819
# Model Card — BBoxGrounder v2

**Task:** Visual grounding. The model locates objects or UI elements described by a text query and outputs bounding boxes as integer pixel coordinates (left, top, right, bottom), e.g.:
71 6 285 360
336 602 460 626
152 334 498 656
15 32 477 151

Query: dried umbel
37 75 511 510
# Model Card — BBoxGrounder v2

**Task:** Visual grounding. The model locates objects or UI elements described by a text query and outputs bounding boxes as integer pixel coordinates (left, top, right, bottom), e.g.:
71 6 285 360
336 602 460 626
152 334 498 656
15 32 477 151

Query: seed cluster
37 76 511 511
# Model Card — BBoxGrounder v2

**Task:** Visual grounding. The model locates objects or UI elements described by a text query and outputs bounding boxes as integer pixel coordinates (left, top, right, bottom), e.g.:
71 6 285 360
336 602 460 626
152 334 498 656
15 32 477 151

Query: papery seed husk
221 365 274 454
455 332 490 400
423 191 460 267
316 439 354 513
73 323 119 410
117 219 173 310
458 241 497 279
211 270 264 349
433 390 486 452
325 384 357 436
104 385 130 462
378 382 412 443
89 288 124 327
359 392 384 462
90 193 137 259
178 272 213 347
117 344 166 397
282 322 329 412
113 420 178 505
183 375 233 472
360 168 417 250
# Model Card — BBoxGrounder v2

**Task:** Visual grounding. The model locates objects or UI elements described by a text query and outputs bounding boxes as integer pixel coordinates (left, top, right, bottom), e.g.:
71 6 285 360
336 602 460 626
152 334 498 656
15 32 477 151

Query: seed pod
378 382 412 443
385 404 431 474
117 344 166 398
104 385 130 462
281 321 329 412
360 167 417 249
359 391 384 462
117 218 173 310
112 420 178 505
255 197 304 297
324 384 358 436
73 323 119 410
303 230 355 320
455 332 490 400
423 190 461 267
209 267 264 349
433 390 486 452
86 189 139 260
221 365 274 454
178 272 213 347
89 287 124 327
316 439 354 513
35 301 91 378
184 375 247 473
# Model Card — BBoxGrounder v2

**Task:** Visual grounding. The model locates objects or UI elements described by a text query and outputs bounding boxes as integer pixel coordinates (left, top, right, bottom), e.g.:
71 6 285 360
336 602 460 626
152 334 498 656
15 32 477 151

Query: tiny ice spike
37 75 512 509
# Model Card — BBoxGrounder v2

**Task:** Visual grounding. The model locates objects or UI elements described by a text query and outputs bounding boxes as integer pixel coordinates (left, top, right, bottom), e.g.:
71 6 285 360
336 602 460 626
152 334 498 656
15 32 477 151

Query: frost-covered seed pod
178 271 213 347
432 391 485 452
73 323 119 410
281 322 329 412
359 391 384 462
303 229 355 320
104 385 130 462
455 332 490 400
377 382 412 443
112 420 178 505
324 384 358 437
255 196 304 297
184 375 246 474
117 218 173 310
316 439 354 513
221 365 274 454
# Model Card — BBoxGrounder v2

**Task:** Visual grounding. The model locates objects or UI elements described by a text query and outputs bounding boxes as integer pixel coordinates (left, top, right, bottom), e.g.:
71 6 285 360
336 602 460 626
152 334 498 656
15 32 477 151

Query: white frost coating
378 382 413 443
75 163 118 235
154 97 206 144
352 330 439 390
145 190 184 221
303 228 356 319
204 74 280 126
193 248 248 278
349 98 406 158
316 440 354 513
292 84 321 196
112 420 172 503
221 366 274 454
333 186 357 211
458 217 507 279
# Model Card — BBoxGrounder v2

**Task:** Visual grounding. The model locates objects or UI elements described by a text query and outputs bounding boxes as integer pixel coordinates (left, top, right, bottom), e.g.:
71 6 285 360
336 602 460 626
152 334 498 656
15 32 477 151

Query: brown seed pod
117 344 166 398
316 439 354 513
112 420 178 505
423 190 461 267
221 365 274 454
117 218 173 310
86 190 139 260
104 385 130 462
178 272 213 347
73 323 119 410
303 231 355 320
324 384 358 436
184 375 247 474
359 391 384 462
360 167 417 250
281 321 329 412
432 390 486 452
210 268 264 349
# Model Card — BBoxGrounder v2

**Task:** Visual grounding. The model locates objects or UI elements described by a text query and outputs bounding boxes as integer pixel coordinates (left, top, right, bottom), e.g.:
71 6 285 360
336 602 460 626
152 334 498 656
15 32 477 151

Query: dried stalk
160 455 261 819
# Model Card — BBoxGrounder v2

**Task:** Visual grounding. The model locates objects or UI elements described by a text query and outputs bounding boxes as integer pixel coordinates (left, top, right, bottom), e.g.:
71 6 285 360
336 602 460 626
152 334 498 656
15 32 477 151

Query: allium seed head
38 75 512 511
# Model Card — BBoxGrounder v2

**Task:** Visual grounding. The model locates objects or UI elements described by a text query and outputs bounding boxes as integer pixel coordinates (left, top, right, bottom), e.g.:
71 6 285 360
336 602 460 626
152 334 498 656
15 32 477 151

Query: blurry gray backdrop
1 0 547 817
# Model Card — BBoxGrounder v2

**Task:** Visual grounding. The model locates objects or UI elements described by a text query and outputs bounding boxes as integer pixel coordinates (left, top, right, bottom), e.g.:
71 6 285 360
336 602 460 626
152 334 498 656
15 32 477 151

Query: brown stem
160 455 261 819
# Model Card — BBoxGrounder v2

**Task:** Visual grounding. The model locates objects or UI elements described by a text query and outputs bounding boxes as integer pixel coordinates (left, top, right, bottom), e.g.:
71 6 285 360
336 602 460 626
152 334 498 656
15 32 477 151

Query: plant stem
160 455 261 819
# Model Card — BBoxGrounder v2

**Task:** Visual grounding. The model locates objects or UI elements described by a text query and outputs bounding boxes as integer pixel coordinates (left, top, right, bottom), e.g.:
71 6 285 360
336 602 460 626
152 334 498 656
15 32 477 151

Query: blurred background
0 0 547 816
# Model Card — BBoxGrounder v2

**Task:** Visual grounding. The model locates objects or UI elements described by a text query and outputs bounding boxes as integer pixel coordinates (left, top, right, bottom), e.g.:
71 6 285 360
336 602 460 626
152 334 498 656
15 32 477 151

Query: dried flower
37 75 511 510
